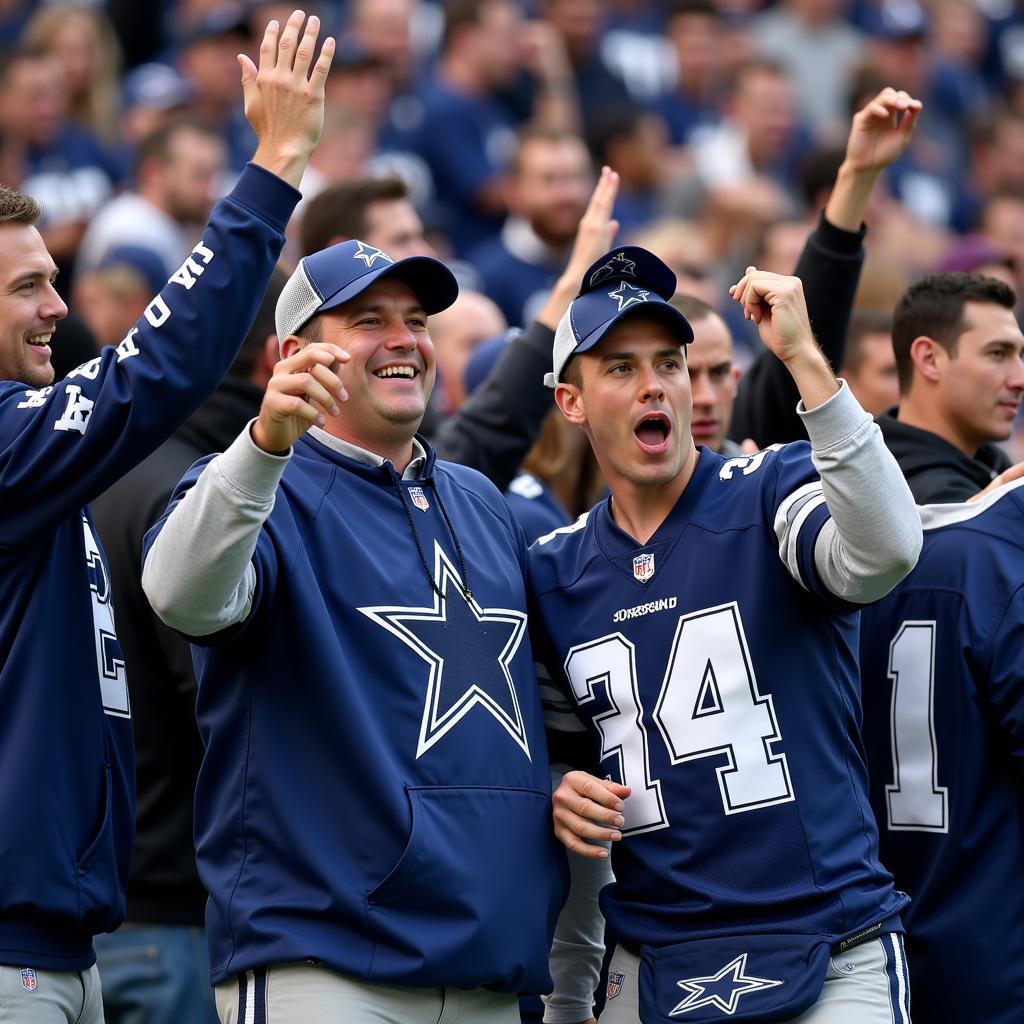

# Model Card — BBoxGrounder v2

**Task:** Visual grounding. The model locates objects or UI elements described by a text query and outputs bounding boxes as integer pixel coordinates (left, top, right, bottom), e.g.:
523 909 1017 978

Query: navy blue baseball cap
545 246 693 387
275 239 460 340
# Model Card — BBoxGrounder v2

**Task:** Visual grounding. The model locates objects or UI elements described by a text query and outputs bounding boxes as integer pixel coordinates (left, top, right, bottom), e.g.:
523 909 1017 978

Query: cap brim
316 255 460 317
573 300 693 357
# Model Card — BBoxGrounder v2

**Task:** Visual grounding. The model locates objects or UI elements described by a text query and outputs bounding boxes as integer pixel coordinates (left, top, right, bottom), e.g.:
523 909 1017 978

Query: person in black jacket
879 272 1024 503
88 269 286 1024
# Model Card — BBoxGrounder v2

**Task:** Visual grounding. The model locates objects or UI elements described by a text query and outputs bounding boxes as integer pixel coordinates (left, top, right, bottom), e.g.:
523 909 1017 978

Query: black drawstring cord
424 475 474 601
388 469 473 602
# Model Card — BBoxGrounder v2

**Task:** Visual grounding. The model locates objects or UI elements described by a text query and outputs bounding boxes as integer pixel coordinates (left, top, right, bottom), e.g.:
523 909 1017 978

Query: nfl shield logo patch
21 968 37 991
409 486 430 512
633 551 655 582
607 970 625 999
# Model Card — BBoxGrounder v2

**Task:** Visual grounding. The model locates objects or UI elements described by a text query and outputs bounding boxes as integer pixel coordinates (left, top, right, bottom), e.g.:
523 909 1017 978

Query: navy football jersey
859 480 1024 1023
530 443 906 951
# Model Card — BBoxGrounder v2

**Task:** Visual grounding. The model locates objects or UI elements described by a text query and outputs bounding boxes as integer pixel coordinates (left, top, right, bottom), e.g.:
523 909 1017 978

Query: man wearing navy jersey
532 246 922 1023
858 469 1024 1022
0 11 332 1023
140 239 575 1020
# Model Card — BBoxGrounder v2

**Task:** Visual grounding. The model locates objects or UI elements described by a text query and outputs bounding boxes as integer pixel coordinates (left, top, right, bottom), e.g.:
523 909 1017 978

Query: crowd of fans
2 0 1023 456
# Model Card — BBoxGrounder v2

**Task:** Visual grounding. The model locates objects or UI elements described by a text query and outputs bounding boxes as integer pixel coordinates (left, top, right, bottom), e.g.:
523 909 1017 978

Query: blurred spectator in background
469 126 592 326
653 0 726 147
977 192 1024 302
415 0 579 256
628 218 719 307
297 175 436 260
839 307 899 415
0 45 119 288
539 0 632 145
77 119 225 281
175 4 255 177
679 59 809 260
118 62 195 171
23 4 123 146
74 246 168 348
431 288 508 416
671 292 745 454
590 104 669 233
754 0 865 142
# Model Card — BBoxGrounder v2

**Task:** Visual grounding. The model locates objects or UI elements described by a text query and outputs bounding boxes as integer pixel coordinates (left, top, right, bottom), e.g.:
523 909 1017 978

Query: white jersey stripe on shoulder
919 474 1024 531
774 484 827 588
535 510 590 546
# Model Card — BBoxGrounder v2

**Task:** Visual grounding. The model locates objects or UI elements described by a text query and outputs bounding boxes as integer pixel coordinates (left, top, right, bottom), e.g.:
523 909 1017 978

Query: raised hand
240 10 335 187
251 343 349 454
843 86 921 175
538 166 620 329
552 770 631 859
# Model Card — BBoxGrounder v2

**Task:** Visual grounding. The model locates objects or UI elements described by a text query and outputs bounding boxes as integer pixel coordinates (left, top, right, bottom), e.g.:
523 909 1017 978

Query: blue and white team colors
143 437 566 992
860 479 1024 1023
0 163 299 970
531 442 909 1020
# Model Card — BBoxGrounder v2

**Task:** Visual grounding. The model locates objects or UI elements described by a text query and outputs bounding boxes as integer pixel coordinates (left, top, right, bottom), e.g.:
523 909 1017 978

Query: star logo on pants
360 543 531 759
669 954 783 1016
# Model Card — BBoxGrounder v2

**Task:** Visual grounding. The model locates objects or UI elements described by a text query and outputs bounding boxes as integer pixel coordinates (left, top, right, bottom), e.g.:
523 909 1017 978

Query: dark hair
670 292 717 323
442 0 500 51
799 146 844 208
667 0 720 21
0 184 41 225
298 177 409 258
133 117 220 179
230 264 290 380
561 353 582 389
843 308 893 375
892 272 1016 393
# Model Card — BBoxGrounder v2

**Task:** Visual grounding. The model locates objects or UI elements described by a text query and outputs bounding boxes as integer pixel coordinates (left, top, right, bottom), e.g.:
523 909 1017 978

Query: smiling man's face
0 221 67 387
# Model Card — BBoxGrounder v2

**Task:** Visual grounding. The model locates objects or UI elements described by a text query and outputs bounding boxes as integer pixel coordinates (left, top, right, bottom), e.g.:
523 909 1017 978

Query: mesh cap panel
275 261 324 341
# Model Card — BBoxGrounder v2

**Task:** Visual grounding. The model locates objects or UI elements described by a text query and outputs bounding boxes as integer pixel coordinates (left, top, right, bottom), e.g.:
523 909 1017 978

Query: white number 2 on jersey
82 516 131 718
885 622 947 832
563 602 793 834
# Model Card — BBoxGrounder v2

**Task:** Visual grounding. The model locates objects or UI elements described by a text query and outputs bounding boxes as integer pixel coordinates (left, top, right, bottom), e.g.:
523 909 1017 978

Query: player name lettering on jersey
612 595 677 623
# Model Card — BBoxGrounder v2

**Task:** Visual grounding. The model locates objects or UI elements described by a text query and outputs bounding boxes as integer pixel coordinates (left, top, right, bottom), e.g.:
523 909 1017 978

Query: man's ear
554 381 586 425
909 335 946 384
279 334 304 360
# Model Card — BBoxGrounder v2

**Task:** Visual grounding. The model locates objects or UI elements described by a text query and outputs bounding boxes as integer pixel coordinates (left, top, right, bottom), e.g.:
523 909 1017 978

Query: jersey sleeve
731 441 837 601
0 163 298 548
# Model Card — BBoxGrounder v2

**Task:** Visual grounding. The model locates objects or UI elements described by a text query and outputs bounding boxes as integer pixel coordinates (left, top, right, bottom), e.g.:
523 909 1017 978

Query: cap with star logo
545 245 693 388
275 239 460 341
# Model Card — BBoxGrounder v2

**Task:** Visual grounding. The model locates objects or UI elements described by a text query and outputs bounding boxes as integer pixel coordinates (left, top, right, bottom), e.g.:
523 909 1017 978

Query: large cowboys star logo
669 954 783 1016
352 241 393 268
608 281 650 312
359 543 531 760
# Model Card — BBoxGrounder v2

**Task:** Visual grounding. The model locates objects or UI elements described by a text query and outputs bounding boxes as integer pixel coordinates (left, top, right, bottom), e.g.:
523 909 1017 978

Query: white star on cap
352 241 393 268
608 281 650 312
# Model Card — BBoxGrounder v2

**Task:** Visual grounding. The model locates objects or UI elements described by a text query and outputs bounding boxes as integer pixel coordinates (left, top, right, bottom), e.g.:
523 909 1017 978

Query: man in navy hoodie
0 12 332 1022
141 239 573 1020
